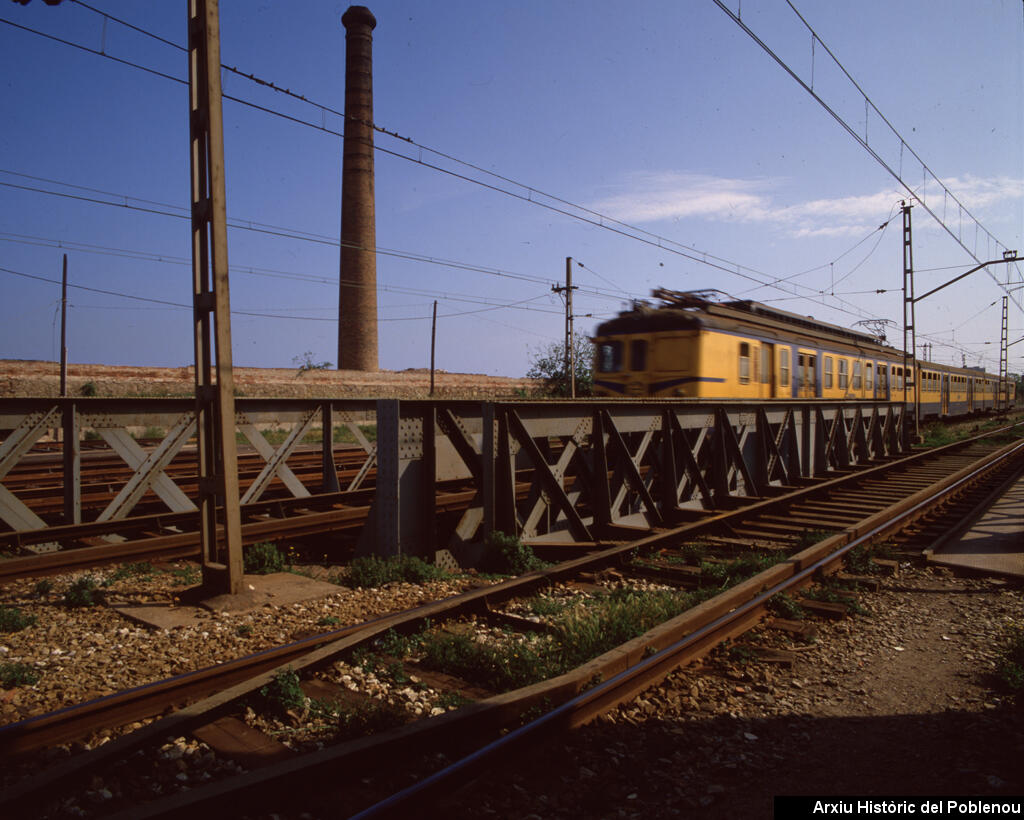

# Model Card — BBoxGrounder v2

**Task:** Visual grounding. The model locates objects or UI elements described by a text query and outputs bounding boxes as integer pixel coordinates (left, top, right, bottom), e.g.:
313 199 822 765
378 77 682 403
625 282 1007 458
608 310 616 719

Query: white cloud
589 171 1023 240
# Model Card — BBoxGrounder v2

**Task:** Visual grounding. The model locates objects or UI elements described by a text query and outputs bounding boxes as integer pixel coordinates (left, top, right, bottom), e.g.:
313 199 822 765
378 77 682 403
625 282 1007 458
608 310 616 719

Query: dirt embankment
0 360 539 400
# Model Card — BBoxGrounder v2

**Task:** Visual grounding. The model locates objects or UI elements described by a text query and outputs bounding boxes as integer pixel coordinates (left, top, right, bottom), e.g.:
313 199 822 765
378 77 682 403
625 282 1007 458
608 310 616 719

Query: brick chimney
338 5 378 371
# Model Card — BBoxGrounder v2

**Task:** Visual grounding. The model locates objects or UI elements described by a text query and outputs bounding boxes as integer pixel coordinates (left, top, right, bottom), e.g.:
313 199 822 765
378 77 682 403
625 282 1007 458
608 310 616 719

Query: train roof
596 290 885 350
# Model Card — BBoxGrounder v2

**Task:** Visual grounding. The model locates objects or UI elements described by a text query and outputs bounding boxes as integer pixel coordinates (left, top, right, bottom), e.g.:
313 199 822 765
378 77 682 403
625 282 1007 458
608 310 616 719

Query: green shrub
244 542 285 575
699 552 780 587
34 579 53 596
526 594 570 618
420 631 553 692
0 661 39 688
481 531 545 575
330 699 409 740
346 555 446 588
768 593 805 620
795 530 838 549
844 545 876 575
258 667 305 716
417 587 705 693
64 576 101 607
171 565 200 586
106 562 155 584
996 626 1024 697
0 605 36 633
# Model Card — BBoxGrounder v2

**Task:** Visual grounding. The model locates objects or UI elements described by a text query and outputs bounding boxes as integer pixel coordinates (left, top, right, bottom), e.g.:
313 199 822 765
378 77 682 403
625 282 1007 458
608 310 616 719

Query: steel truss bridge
0 397 910 564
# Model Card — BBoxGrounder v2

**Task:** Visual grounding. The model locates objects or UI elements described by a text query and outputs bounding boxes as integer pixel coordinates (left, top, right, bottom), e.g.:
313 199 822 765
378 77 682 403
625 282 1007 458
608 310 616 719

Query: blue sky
1 0 1022 377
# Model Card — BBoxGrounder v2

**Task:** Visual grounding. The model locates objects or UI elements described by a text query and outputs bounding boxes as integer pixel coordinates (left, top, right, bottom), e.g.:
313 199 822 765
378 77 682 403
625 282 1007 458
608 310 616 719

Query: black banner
775 797 1023 819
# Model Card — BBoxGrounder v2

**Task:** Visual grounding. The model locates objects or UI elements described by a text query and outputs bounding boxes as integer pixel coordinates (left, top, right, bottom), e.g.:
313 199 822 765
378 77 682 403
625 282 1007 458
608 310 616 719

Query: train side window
853 361 862 390
739 342 751 384
597 341 623 373
824 357 833 389
838 359 848 389
629 340 647 372
779 349 790 388
866 362 874 390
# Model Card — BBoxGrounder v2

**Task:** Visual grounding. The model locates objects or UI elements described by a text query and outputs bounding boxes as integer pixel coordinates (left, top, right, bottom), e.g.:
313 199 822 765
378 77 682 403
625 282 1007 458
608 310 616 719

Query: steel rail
105 433 1023 820
350 435 1024 819
1 428 1019 817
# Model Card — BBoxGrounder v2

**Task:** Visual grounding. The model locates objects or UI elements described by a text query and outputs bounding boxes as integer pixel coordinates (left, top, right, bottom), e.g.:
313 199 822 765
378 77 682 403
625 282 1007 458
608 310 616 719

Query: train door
941 374 949 415
967 377 974 412
796 351 817 398
761 343 775 398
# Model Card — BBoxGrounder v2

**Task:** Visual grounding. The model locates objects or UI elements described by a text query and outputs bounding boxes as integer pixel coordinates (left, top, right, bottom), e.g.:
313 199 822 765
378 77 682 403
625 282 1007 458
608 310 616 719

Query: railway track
1 444 375 522
1 423 1021 818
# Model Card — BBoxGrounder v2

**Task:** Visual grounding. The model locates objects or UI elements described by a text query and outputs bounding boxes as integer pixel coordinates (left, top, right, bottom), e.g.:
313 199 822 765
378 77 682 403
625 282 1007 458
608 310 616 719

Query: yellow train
592 290 1014 417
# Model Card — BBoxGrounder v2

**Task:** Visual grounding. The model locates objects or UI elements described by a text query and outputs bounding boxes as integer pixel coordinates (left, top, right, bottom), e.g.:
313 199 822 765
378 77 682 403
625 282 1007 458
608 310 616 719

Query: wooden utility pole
552 257 578 398
430 300 437 396
188 0 244 595
59 254 68 398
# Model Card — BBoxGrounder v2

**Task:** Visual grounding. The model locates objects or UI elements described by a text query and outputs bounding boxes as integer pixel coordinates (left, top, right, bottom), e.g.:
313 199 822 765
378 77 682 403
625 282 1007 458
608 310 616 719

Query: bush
996 626 1024 698
0 605 36 633
0 661 39 688
699 552 779 587
526 332 595 398
244 542 285 575
481 531 545 575
346 555 447 588
768 593 805 620
258 667 305 716
64 576 101 607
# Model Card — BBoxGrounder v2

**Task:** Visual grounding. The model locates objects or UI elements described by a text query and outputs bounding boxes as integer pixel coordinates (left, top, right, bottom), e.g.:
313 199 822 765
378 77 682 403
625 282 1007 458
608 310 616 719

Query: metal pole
901 203 918 442
998 296 1008 410
188 0 244 595
59 254 68 398
430 300 437 397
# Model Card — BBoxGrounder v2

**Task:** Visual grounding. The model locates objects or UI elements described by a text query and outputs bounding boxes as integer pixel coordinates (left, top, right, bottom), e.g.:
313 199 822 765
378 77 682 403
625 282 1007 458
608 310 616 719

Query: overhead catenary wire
2 6 1014 367
0 12 895 326
712 0 1023 312
0 264 565 323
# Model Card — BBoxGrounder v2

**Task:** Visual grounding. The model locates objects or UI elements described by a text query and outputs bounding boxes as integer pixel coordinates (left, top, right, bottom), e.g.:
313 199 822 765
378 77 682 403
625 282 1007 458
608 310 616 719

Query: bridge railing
0 397 909 559
370 398 909 561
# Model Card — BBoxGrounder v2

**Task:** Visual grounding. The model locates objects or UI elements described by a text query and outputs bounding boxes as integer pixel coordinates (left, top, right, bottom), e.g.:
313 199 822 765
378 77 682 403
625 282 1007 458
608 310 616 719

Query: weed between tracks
0 661 40 687
0 604 36 633
346 554 449 588
995 626 1024 702
348 585 718 695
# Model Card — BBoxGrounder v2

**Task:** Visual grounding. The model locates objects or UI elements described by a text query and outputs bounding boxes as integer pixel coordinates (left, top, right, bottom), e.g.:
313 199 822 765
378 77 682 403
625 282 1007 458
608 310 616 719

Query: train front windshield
597 341 623 373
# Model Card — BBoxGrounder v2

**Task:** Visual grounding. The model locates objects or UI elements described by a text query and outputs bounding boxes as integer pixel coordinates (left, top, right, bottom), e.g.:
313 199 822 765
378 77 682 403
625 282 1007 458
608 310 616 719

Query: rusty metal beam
188 0 243 594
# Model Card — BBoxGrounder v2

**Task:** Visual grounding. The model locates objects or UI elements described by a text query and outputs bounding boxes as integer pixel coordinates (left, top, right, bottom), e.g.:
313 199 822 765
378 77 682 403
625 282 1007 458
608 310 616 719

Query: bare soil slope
0 360 538 400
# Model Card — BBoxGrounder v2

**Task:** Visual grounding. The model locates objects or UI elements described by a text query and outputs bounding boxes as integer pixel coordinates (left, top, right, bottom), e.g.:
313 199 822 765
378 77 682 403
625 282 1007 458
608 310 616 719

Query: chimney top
342 6 376 30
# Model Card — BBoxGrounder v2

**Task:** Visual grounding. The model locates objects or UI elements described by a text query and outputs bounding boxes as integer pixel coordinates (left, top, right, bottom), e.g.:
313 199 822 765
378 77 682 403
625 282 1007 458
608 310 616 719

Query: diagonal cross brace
0 407 60 481
717 408 762 497
600 409 664 527
0 407 60 532
96 414 198 522
239 409 317 504
758 407 792 486
671 417 714 508
506 410 592 542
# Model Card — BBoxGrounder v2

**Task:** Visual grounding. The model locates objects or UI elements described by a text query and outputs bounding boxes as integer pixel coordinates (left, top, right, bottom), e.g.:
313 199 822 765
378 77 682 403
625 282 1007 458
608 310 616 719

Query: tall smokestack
339 5 378 371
